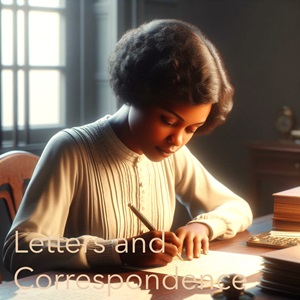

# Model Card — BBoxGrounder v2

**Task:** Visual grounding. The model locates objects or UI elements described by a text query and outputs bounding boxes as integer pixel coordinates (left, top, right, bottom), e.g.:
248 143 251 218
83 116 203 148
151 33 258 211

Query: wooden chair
0 150 39 222
0 150 39 283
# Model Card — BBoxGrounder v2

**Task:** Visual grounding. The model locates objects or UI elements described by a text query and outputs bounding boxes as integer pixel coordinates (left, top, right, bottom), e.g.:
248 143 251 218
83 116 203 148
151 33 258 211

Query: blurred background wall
106 0 300 218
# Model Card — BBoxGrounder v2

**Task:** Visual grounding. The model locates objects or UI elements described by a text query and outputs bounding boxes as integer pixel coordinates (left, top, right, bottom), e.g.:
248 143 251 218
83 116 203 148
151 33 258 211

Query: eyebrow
163 107 206 126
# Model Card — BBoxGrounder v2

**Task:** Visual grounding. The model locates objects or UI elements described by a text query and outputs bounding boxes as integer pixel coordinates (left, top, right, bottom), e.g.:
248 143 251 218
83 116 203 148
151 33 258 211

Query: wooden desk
0 215 295 299
247 141 300 216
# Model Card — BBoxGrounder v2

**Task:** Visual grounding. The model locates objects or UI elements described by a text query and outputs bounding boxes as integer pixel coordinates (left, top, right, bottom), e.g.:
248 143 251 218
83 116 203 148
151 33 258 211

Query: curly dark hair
109 19 234 135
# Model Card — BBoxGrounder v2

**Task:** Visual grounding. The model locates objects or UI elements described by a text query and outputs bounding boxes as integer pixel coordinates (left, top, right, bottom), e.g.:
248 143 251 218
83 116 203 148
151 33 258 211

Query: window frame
0 0 97 154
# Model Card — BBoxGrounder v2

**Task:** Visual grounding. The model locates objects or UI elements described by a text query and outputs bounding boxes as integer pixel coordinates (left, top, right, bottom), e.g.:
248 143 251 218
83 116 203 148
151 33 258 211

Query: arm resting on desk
173 147 253 240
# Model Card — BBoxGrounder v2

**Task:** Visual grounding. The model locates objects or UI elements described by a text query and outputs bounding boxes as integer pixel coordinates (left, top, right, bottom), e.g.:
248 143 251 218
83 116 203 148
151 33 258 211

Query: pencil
128 203 184 261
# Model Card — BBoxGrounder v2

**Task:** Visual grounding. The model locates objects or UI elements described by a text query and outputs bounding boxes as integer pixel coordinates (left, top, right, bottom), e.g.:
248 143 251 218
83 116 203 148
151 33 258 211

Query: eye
186 125 201 134
186 128 197 134
161 116 177 127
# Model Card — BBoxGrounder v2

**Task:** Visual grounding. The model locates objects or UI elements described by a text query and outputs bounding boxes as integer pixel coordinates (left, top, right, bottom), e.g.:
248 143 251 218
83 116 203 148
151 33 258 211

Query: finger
154 252 175 266
183 235 194 260
164 242 181 257
148 235 181 258
175 231 186 255
164 231 181 247
201 235 209 255
193 236 202 258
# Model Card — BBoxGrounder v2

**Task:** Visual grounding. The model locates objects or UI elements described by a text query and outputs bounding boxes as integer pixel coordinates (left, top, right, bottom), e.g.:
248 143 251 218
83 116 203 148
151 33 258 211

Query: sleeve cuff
187 218 227 240
86 238 122 268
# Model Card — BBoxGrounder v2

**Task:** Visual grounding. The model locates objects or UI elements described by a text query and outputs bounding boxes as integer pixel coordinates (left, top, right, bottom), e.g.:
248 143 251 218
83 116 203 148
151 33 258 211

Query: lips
156 147 175 156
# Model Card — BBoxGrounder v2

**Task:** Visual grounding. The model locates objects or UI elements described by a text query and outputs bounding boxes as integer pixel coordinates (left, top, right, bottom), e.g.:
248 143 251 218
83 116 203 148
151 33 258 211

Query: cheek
184 134 193 145
129 115 162 145
150 124 171 142
151 124 163 134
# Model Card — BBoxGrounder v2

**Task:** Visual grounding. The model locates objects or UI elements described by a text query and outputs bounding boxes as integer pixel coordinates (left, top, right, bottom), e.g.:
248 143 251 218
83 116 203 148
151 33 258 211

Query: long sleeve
172 146 253 240
2 130 122 275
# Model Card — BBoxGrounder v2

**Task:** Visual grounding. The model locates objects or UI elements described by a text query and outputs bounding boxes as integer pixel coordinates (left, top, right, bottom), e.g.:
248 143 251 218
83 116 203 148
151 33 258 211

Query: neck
108 105 142 154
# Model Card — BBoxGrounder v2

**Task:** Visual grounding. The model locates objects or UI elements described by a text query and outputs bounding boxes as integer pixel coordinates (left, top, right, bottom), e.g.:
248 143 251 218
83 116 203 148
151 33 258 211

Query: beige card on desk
261 244 300 264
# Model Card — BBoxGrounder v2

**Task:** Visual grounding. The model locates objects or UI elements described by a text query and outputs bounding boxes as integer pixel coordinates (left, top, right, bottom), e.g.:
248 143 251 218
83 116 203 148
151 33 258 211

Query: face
127 102 212 162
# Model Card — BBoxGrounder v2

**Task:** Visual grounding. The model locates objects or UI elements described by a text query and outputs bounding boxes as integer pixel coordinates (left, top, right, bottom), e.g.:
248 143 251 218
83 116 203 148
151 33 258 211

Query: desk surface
0 215 296 299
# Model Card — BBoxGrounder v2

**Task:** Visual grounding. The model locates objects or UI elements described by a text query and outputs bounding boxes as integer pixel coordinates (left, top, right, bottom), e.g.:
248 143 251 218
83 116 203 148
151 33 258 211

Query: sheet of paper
4 252 262 299
8 280 151 300
127 250 262 284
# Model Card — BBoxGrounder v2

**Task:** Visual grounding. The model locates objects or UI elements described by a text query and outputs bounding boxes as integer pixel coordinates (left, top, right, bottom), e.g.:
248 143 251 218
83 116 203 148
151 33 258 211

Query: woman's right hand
118 230 181 267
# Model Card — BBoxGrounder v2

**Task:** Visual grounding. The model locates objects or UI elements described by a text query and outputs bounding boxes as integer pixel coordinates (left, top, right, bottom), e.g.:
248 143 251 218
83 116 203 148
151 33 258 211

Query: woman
3 19 252 274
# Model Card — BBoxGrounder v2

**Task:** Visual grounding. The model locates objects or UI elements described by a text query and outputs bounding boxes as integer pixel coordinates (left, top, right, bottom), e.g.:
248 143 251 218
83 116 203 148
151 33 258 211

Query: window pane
1 70 13 128
1 9 13 65
18 70 25 126
1 0 13 5
1 0 25 7
29 12 63 66
29 70 64 126
18 10 25 65
28 0 65 8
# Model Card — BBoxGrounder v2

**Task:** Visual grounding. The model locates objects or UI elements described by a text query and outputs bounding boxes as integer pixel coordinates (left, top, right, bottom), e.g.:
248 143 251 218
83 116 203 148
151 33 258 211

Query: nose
167 131 183 147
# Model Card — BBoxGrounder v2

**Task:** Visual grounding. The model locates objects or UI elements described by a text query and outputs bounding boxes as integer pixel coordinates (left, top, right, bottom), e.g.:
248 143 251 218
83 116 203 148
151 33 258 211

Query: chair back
0 150 39 283
0 150 39 221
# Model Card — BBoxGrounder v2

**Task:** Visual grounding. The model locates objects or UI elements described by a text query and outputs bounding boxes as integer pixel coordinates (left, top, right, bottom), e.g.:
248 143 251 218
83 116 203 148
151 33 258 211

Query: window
0 0 96 152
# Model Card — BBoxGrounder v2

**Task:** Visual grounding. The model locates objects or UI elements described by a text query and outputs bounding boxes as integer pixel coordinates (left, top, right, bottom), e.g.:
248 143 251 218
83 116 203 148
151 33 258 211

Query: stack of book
259 245 300 297
272 186 300 231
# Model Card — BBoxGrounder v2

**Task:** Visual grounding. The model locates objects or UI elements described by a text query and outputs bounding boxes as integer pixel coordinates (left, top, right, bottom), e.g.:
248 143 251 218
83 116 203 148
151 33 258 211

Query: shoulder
45 118 107 153
44 128 82 156
41 122 96 162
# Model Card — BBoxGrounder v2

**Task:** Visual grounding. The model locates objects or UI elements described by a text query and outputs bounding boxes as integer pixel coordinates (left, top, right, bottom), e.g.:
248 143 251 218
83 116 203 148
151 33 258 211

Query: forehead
158 102 212 123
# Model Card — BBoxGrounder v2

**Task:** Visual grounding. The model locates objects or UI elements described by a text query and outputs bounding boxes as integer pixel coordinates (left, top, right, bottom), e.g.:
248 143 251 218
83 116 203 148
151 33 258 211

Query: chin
144 155 164 162
144 152 170 162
